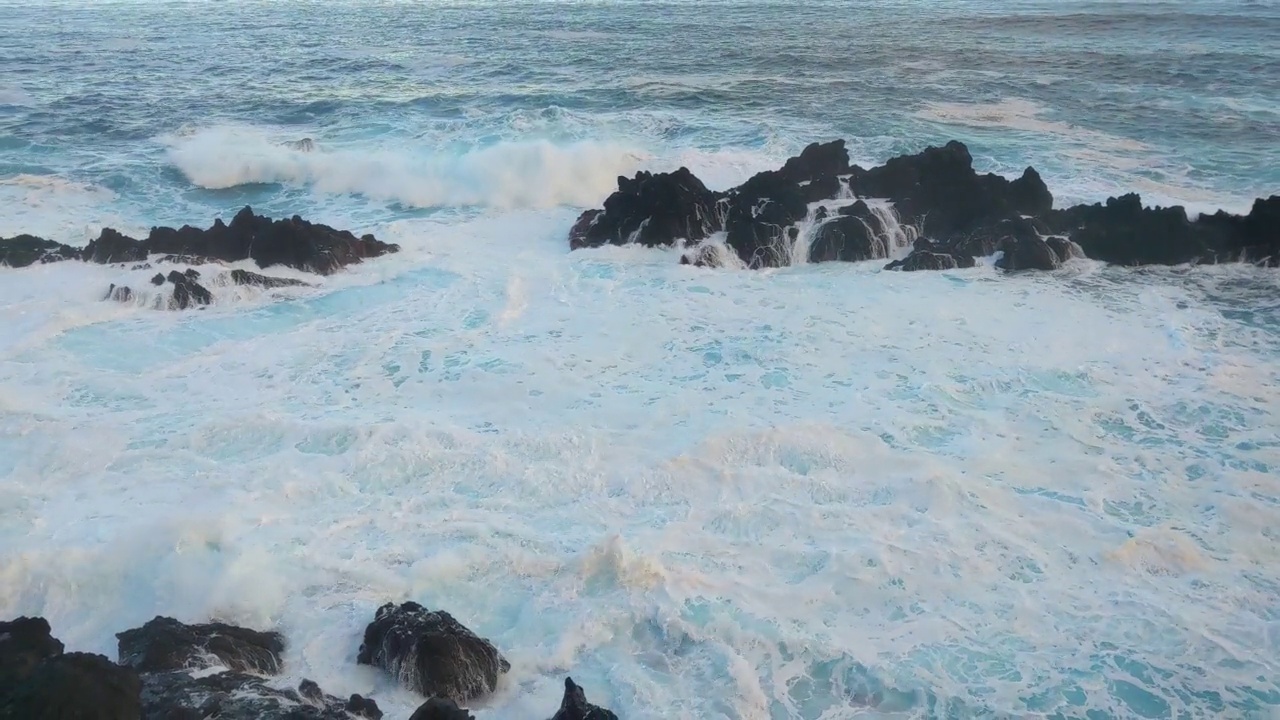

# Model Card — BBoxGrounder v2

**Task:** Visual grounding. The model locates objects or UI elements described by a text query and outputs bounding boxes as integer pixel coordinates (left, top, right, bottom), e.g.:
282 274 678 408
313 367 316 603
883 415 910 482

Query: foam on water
3 207 1280 718
2 0 1280 717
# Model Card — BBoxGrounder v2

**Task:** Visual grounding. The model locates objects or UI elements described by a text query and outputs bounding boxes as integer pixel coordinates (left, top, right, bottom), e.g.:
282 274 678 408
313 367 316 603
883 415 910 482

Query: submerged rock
116 616 284 675
357 601 509 703
549 678 619 720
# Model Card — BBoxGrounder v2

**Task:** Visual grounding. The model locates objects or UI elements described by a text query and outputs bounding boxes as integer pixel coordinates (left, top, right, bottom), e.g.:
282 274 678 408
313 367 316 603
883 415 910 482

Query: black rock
569 168 723 249
852 141 1053 241
116 617 284 674
298 679 324 703
549 677 619 720
0 652 142 720
1045 236 1083 263
0 235 78 268
996 236 1061 271
229 269 311 289
885 251 975 272
344 694 383 720
137 670 353 720
356 601 509 703
79 207 398 275
568 138 1278 272
165 272 213 310
0 617 65 688
150 273 165 286
809 201 892 263
723 167 812 267
408 697 474 720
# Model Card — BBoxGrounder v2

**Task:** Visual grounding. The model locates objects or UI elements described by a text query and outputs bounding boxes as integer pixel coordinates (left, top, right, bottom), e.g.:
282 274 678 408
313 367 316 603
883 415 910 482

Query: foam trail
163 125 653 210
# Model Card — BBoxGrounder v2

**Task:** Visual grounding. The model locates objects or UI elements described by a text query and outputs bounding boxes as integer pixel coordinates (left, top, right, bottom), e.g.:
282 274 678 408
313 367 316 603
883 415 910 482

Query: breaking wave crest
164 125 652 210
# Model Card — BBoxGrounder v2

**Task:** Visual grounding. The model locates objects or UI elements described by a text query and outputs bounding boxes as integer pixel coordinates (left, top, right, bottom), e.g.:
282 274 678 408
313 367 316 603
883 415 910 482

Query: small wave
162 125 652 210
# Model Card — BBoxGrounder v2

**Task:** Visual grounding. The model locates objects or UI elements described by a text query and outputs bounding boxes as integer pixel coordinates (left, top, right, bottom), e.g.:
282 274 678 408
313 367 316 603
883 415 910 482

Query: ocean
1 1 1278 717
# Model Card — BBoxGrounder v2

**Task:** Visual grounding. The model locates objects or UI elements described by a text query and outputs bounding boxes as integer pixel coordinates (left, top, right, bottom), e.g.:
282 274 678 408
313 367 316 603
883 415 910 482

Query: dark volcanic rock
137 671 360 720
0 652 142 720
569 138 1277 272
809 201 891 263
569 168 723 249
1050 193 1211 266
408 698 475 720
357 601 509 703
885 251 975 272
723 169 811 268
853 141 1053 241
150 273 165 286
996 236 1061 271
79 207 397 275
1045 236 1083 263
0 235 78 268
550 678 619 720
166 271 213 310
0 617 65 688
230 269 311 289
116 617 284 674
344 694 383 720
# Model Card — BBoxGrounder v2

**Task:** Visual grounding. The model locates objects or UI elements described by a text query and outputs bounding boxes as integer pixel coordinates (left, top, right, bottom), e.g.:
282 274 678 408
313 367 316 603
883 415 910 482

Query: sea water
1 1 1278 718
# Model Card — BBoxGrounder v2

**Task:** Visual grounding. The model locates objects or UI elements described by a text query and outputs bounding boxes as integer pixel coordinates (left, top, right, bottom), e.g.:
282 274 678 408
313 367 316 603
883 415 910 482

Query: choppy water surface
1 1 1278 718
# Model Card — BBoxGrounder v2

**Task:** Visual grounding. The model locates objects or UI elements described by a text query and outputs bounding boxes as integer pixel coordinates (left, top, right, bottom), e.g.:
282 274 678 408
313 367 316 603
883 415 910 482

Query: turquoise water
1 2 1279 718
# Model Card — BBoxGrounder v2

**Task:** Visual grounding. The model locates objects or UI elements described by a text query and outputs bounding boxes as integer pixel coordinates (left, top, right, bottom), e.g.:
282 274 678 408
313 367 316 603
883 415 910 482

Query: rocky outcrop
0 236 78 268
356 602 510 703
78 207 397 275
569 168 723 250
166 270 213 310
0 617 65 688
407 697 475 720
3 615 622 720
550 678 619 720
137 671 374 720
3 208 395 278
1 651 142 720
570 139 1278 272
1 617 141 720
116 616 284 675
2 616 385 720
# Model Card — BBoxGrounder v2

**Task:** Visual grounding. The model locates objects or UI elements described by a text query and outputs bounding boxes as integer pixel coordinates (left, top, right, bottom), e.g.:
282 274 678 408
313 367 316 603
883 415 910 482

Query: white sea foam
2 207 1278 718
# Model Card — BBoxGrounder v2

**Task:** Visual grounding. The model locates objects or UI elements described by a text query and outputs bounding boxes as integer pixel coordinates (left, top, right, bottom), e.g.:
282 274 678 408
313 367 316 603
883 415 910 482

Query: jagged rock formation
569 140 1278 272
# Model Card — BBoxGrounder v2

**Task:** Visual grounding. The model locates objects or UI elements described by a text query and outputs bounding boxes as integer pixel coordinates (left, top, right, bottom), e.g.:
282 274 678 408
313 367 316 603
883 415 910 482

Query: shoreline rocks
2 611 616 720
1 207 395 311
569 139 1278 272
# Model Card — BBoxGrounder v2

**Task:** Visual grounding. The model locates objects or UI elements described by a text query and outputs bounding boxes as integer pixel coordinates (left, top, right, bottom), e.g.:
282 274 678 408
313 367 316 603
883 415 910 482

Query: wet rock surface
571 139 1278 272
